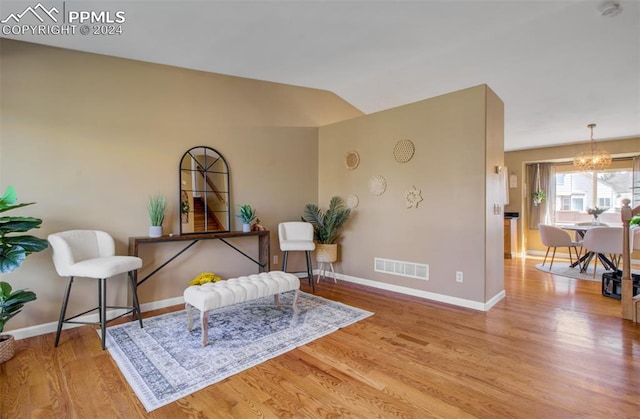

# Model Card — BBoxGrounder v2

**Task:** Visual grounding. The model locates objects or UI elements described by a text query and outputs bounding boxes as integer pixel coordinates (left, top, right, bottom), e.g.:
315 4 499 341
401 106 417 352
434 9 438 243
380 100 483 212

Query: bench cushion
184 271 299 312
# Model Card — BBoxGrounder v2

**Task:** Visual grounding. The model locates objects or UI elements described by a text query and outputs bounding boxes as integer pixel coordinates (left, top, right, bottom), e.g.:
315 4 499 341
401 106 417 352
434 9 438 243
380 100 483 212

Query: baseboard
7 308 132 341
8 297 187 341
318 270 505 311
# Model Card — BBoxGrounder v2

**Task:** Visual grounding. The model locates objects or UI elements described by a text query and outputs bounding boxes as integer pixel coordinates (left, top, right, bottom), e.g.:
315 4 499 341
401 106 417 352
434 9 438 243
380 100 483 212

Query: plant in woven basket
0 282 36 334
0 185 48 362
302 196 351 245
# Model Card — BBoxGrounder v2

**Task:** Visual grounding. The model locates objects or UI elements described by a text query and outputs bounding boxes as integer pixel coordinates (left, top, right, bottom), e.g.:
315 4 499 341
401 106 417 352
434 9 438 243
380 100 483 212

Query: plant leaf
0 246 27 273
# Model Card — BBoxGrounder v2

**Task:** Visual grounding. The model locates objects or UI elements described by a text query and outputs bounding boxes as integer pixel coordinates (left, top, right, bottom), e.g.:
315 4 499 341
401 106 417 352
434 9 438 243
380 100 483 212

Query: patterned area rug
103 291 373 412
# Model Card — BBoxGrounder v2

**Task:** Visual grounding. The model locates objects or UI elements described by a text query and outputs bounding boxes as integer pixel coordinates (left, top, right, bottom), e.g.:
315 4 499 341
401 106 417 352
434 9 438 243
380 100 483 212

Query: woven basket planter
316 243 338 263
0 335 15 364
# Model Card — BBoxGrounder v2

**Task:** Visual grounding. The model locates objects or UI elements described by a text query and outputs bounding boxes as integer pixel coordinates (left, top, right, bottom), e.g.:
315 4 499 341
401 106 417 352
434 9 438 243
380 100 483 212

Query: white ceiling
2 0 639 151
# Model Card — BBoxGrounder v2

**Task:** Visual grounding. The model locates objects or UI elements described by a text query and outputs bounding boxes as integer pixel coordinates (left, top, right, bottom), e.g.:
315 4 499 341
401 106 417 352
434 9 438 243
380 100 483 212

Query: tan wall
0 39 363 332
504 138 640 256
484 88 506 300
318 85 505 304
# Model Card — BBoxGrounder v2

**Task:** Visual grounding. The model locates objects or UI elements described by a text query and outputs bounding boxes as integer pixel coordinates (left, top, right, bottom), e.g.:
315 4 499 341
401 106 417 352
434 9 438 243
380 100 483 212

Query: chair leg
281 251 289 272
55 276 74 347
549 248 557 269
99 278 107 350
305 250 315 293
129 271 143 328
543 247 551 266
568 247 573 265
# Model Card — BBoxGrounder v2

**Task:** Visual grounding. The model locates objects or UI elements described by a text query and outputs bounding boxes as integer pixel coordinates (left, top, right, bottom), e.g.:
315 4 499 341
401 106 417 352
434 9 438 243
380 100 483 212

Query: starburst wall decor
405 186 423 208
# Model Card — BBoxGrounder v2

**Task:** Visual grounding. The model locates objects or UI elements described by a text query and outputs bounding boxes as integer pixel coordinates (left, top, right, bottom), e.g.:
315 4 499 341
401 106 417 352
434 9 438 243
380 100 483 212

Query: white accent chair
278 222 315 292
538 224 582 269
48 230 143 350
580 227 624 278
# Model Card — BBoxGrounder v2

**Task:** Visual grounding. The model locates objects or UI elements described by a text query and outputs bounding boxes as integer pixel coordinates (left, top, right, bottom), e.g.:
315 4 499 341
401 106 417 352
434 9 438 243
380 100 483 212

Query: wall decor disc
344 150 360 170
347 194 359 209
393 139 415 163
368 175 387 196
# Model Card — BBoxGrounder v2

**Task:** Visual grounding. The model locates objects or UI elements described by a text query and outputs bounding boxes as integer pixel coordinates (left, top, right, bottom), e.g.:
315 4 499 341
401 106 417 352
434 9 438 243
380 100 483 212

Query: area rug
535 262 638 282
102 291 373 412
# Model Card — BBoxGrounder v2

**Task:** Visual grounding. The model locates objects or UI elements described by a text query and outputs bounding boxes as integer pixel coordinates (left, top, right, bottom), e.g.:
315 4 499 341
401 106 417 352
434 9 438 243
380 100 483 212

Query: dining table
560 224 618 272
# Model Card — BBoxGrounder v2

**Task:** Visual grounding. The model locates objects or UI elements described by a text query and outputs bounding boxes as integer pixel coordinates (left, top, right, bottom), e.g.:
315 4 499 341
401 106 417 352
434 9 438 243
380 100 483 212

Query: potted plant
147 193 168 237
0 185 49 363
302 196 351 263
586 206 607 225
237 204 256 232
532 190 545 206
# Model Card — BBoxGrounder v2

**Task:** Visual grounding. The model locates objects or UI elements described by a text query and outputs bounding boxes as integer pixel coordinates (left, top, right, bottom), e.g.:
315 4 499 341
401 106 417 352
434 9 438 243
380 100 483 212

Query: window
553 167 632 226
598 197 611 207
571 197 584 211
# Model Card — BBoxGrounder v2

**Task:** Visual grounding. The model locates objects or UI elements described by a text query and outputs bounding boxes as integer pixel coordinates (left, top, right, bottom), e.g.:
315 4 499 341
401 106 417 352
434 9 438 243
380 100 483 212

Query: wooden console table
128 230 270 287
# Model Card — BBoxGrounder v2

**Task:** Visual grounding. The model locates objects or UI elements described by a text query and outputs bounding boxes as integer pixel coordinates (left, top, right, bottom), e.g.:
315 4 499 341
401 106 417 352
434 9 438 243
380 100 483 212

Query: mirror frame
179 146 230 234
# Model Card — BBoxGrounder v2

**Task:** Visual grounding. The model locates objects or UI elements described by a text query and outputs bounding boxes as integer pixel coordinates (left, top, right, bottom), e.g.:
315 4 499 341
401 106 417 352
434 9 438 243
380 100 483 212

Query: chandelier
573 123 612 171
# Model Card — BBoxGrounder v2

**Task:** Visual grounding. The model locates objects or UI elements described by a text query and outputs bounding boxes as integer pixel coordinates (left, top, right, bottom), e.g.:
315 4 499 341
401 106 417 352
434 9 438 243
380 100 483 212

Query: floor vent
374 257 428 280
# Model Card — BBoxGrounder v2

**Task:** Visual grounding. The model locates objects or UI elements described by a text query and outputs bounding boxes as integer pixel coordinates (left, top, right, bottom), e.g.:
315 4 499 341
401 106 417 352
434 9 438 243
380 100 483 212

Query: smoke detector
598 1 622 17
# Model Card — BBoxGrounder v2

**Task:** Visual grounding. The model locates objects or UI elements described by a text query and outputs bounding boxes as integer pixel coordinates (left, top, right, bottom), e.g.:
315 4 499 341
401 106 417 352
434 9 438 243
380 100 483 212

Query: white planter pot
149 226 163 237
242 223 251 233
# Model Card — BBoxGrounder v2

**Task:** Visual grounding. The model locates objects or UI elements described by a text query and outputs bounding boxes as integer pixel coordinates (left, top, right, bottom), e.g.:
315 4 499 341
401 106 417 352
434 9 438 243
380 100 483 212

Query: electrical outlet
456 271 463 283
273 255 279 265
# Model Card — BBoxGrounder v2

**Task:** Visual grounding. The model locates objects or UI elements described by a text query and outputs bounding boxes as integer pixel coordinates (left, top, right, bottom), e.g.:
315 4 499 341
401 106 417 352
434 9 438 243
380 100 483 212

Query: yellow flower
190 272 222 286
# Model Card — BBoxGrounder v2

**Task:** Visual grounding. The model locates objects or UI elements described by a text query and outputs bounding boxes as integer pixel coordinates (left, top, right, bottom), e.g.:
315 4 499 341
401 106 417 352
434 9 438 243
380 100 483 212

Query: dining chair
574 221 608 240
580 227 624 278
538 224 582 269
48 230 144 350
278 222 315 292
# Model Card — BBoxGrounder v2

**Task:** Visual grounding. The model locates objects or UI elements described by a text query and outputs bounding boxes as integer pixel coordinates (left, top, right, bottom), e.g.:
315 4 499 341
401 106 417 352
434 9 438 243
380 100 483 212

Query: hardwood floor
1 257 639 418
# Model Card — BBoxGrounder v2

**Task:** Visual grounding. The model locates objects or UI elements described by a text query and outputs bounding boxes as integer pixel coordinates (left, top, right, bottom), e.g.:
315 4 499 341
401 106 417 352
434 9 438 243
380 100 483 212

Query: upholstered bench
184 271 300 346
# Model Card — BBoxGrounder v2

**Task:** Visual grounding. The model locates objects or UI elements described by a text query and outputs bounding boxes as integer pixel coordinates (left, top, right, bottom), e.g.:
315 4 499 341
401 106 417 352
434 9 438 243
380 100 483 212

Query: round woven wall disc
368 175 387 196
345 150 360 170
347 194 359 209
393 139 415 163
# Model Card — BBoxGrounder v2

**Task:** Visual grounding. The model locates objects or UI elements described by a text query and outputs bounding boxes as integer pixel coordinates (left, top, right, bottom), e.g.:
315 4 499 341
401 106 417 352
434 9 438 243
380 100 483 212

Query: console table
128 230 270 287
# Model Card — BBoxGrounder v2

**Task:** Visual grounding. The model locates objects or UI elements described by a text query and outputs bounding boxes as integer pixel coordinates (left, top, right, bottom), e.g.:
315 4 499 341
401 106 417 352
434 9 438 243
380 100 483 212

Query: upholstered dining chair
538 224 582 269
278 222 315 292
580 227 624 278
574 221 608 240
48 230 143 350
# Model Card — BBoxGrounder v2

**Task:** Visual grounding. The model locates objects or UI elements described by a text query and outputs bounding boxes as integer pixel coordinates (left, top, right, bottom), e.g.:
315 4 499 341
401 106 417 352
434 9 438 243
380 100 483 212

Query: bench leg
200 310 209 347
185 303 194 331
292 289 300 315
274 294 280 307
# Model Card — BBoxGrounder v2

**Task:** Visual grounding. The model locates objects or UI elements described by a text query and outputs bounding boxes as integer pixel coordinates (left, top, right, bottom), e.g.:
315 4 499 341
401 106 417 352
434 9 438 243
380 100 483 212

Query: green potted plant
237 204 256 232
147 193 168 237
532 190 545 206
302 196 351 263
0 185 49 363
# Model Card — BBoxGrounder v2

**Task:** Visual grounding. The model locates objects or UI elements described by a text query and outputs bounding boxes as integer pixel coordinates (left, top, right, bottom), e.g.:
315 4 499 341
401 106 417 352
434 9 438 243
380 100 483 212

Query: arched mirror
179 146 230 234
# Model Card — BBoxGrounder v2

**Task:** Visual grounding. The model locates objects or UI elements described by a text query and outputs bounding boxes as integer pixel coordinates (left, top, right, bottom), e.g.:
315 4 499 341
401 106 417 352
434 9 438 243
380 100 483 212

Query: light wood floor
1 257 639 418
